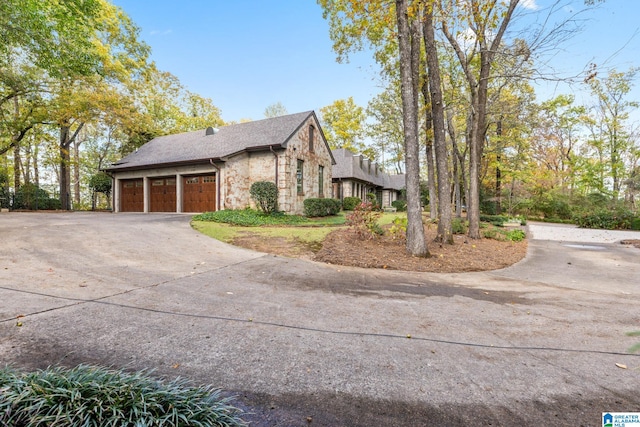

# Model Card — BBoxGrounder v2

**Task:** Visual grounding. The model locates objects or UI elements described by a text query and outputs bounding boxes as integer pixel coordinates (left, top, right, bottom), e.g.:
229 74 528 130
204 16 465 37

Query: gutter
209 159 221 211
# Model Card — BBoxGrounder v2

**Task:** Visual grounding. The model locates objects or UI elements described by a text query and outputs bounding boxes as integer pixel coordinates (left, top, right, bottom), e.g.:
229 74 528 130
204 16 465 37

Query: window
186 177 199 184
166 178 176 185
124 182 133 188
309 125 315 152
318 166 324 196
202 175 215 183
296 159 304 195
152 179 164 186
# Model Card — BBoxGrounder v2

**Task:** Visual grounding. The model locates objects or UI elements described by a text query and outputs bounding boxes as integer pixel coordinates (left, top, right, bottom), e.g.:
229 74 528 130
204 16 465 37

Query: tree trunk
74 134 81 205
423 6 452 244
421 80 437 220
448 110 467 217
59 122 84 210
60 126 71 210
13 144 21 191
495 119 502 215
395 0 429 257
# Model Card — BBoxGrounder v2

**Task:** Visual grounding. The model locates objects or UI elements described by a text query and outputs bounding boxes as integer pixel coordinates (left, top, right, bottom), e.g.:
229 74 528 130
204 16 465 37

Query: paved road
1 212 639 426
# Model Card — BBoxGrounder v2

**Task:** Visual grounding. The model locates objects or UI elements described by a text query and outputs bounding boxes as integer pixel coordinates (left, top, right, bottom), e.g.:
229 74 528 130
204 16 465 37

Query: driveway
1 212 639 426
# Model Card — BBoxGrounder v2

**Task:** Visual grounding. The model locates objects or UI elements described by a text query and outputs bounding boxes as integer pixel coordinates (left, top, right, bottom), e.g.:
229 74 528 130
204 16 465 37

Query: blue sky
110 0 640 124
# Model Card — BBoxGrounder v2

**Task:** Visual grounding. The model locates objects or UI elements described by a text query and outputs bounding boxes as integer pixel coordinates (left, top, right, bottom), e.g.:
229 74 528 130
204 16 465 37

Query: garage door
150 178 176 212
183 175 216 213
120 179 143 212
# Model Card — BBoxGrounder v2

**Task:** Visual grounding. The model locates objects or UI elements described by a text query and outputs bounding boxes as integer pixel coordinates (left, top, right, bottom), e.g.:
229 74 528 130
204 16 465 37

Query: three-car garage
118 174 217 213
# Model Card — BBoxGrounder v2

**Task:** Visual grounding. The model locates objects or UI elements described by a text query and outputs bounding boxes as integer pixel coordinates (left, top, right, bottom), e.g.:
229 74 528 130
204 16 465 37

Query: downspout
270 146 279 211
269 145 278 184
209 159 221 211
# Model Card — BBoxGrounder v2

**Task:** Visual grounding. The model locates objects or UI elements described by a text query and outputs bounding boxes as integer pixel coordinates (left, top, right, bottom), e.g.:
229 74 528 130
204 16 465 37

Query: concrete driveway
1 212 639 426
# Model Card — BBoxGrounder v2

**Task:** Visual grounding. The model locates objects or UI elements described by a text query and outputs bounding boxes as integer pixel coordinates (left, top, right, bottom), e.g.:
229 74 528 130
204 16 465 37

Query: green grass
192 220 338 244
192 209 354 247
378 212 407 226
0 365 246 427
193 209 346 227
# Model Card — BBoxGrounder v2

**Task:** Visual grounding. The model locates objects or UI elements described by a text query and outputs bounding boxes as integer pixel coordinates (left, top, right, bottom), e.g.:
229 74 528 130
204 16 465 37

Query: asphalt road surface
1 212 639 426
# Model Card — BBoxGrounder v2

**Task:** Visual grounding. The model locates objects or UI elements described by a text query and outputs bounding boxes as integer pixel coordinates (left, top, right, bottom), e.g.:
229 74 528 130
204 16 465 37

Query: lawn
191 209 407 245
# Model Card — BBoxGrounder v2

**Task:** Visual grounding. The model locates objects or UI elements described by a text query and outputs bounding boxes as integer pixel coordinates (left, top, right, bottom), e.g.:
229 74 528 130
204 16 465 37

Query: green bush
391 200 407 212
342 196 361 211
193 209 309 226
452 218 468 234
389 216 407 239
505 229 526 242
632 218 640 231
0 170 9 209
0 365 246 427
479 214 507 227
303 198 341 217
250 181 278 214
89 172 112 195
573 208 636 230
13 183 60 210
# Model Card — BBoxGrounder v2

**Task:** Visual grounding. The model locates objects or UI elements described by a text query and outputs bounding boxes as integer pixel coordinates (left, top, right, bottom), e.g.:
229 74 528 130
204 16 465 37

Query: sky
110 0 640 124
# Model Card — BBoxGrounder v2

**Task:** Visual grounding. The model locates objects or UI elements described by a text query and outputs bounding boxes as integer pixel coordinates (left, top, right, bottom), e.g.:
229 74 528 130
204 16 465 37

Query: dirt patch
232 225 527 273
621 239 640 249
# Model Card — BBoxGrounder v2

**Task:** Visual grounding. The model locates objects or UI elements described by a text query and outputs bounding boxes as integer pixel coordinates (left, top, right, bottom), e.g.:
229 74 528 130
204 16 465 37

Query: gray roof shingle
332 148 405 190
105 111 330 171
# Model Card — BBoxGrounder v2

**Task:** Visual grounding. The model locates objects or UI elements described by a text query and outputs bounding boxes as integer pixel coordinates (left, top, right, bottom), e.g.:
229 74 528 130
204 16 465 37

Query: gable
105 111 333 172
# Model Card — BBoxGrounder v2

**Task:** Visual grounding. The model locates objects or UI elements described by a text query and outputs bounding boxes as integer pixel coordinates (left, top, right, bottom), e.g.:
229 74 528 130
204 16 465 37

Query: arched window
309 125 315 152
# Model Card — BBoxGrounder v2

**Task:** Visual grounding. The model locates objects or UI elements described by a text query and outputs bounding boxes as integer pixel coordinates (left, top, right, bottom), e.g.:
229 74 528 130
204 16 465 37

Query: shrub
366 193 381 210
89 172 112 195
250 181 278 214
346 201 384 239
0 365 246 427
573 208 635 230
389 216 407 240
479 214 507 227
632 217 640 231
342 196 361 211
193 209 309 226
391 199 407 212
452 217 468 234
304 198 341 217
505 229 526 242
13 183 60 210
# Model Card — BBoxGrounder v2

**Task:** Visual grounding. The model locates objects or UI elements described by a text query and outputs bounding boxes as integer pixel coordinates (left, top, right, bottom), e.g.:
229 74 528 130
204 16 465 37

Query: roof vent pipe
205 127 219 136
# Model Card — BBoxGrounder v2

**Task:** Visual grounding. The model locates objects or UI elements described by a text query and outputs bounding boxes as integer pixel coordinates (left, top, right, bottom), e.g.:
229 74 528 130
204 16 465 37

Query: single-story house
331 148 405 207
104 111 335 215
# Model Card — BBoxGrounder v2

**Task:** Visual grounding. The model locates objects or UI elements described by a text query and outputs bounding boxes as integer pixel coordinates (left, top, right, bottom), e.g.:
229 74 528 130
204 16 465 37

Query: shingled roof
105 111 334 171
332 148 405 190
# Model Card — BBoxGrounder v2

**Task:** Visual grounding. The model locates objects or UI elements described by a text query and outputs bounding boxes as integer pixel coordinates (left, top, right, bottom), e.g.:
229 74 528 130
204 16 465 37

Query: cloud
519 0 539 10
149 29 173 36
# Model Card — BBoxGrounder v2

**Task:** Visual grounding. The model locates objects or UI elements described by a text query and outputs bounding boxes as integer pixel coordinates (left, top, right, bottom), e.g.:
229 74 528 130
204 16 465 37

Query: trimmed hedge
304 198 341 217
391 200 407 212
250 181 278 214
342 196 361 211
573 209 636 230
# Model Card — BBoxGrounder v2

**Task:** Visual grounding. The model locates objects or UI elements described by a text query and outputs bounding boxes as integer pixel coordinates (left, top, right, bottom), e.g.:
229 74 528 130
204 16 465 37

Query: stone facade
106 111 334 215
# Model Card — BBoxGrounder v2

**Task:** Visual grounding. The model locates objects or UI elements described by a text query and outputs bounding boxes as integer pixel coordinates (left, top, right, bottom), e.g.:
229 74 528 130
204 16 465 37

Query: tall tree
423 3 452 243
320 97 372 157
395 0 429 257
440 0 520 239
264 102 288 118
367 81 406 173
586 68 639 199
